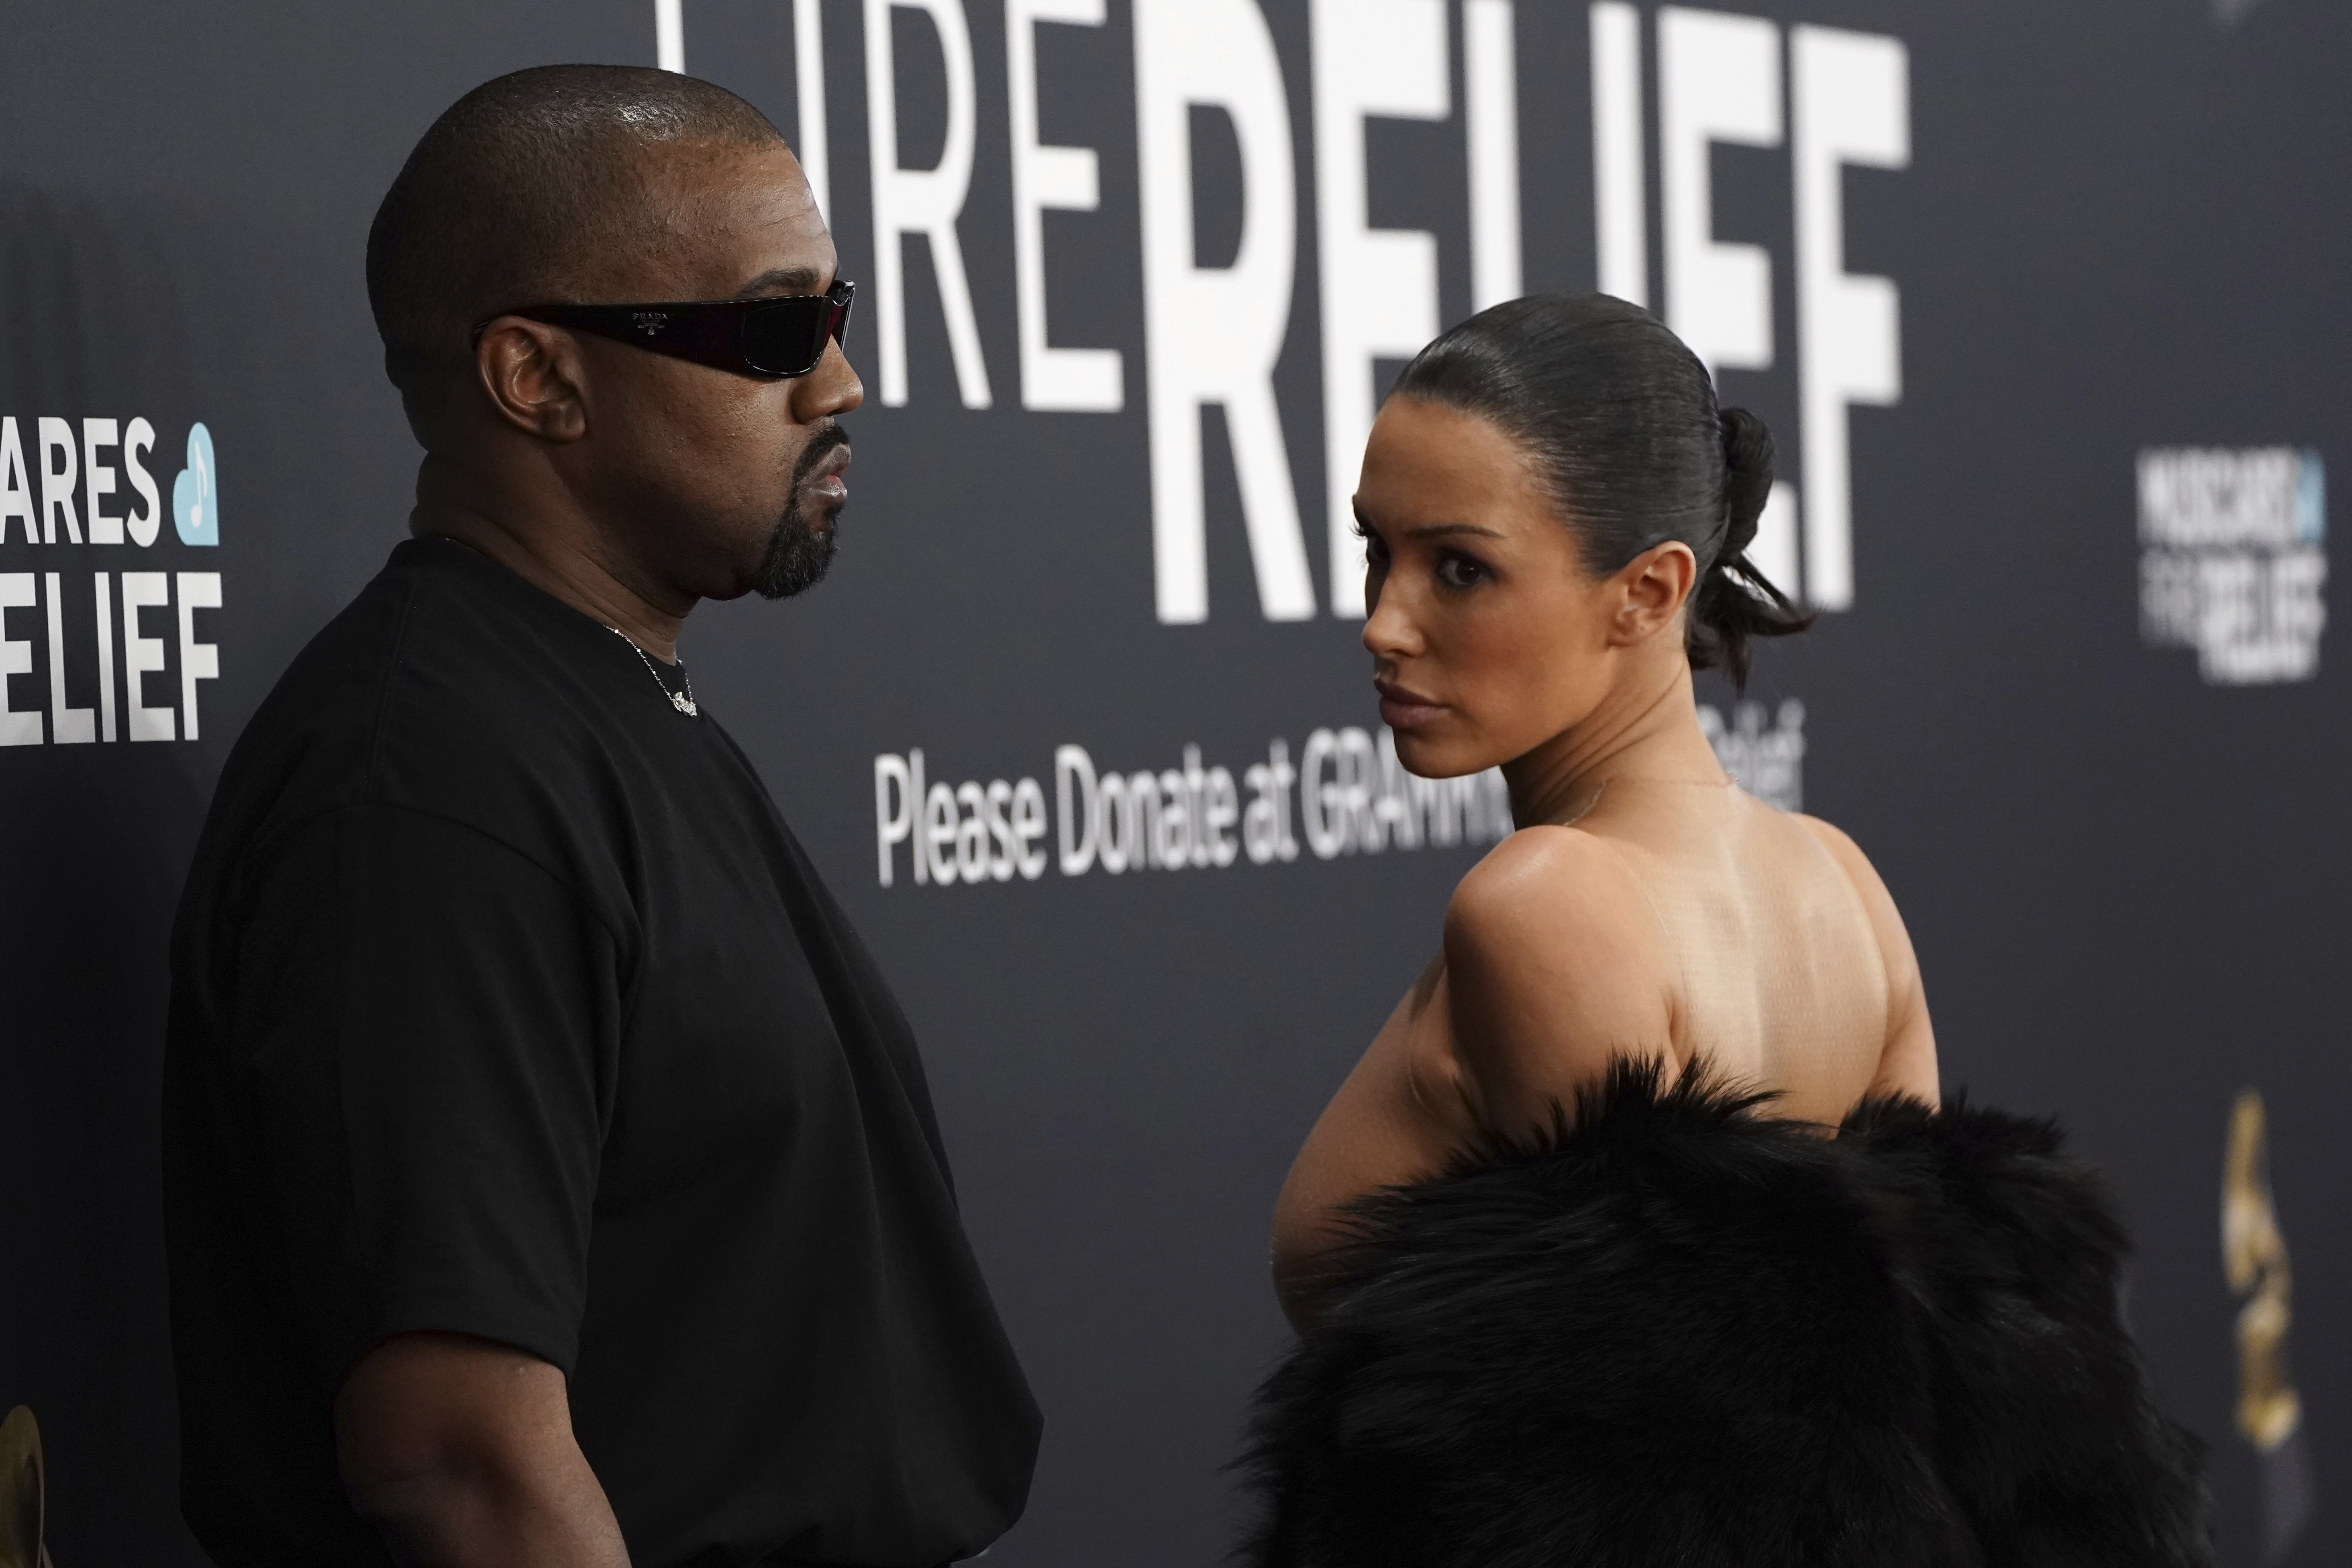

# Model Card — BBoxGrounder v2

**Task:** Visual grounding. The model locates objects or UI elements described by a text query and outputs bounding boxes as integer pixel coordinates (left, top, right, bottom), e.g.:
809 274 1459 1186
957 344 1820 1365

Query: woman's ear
1608 540 1697 644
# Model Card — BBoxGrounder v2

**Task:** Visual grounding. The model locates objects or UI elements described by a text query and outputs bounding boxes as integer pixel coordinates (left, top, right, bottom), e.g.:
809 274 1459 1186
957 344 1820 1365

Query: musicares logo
2138 447 2326 685
0 413 224 747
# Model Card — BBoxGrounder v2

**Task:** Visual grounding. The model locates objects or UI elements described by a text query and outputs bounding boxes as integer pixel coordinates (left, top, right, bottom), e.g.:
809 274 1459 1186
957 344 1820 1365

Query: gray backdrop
0 1 2342 1564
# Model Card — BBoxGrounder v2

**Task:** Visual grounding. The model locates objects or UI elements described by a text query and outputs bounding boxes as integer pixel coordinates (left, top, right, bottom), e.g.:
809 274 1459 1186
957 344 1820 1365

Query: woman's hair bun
1690 404 1813 687
1717 408 1774 557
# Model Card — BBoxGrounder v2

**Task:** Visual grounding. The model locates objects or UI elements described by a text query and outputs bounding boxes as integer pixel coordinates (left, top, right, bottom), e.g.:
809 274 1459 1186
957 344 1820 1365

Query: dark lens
741 296 826 377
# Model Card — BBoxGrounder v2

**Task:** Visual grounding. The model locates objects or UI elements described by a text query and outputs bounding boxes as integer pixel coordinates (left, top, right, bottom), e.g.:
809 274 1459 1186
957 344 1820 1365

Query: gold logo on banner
2222 1091 2301 1452
0 1405 53 1568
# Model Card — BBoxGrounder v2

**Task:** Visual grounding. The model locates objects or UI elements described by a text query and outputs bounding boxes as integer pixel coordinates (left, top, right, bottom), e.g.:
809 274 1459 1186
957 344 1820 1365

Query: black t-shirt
162 538 1038 1568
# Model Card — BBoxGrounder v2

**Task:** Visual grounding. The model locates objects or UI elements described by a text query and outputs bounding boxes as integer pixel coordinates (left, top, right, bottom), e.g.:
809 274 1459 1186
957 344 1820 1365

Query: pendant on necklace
608 624 699 717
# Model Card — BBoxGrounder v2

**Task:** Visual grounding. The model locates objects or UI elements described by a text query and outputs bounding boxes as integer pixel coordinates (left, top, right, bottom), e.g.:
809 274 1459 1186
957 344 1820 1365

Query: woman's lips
1375 680 1446 730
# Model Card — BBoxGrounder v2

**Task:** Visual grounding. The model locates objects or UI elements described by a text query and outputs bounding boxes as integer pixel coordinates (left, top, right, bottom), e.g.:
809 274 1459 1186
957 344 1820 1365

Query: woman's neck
1502 662 1728 828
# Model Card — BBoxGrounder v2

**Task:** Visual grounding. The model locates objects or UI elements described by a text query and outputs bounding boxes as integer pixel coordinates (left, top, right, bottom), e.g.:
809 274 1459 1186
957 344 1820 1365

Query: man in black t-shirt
161 66 1038 1568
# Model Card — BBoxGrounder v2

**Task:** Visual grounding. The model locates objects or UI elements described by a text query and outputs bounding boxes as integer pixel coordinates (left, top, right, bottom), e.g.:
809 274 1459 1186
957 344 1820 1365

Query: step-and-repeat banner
0 0 2341 1563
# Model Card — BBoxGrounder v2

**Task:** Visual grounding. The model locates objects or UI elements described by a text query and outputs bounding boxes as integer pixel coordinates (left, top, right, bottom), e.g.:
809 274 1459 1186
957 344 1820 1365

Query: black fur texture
1240 1062 2211 1568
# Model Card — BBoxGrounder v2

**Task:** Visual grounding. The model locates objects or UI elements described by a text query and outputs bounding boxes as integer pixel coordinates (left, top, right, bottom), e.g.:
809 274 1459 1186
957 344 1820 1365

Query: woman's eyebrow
1405 522 1506 540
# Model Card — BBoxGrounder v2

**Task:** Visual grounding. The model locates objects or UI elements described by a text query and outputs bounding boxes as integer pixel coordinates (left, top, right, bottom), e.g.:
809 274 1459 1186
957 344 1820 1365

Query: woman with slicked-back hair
1244 295 2210 1568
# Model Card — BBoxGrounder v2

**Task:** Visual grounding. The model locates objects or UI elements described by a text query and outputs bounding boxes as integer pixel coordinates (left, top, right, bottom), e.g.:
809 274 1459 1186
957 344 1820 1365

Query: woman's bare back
1272 779 1935 1315
1595 778 1911 1121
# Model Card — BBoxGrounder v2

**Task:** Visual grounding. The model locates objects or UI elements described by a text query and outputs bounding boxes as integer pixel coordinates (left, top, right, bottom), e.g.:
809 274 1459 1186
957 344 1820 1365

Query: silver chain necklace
607 626 698 716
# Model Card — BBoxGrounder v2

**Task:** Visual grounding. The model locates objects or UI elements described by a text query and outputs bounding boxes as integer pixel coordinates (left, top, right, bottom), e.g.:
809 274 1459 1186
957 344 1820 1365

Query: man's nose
794 338 863 421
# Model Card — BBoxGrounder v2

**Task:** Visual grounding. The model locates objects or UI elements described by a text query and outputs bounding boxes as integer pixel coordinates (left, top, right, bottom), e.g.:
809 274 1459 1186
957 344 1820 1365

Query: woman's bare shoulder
1440 828 1678 1124
1447 824 1657 949
1788 811 1899 910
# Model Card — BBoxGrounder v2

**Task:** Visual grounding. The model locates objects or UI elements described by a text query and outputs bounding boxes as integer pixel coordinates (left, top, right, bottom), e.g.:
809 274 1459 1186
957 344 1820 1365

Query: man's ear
1608 540 1698 645
472 318 590 442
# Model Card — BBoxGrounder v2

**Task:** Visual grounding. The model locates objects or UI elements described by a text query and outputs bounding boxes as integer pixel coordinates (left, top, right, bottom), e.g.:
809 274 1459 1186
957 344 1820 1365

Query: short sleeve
228 802 621 1389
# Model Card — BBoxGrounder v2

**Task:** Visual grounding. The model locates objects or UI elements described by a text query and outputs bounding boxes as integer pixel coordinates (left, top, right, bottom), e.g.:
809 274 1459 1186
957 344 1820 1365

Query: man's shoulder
211 541 428 810
210 538 632 852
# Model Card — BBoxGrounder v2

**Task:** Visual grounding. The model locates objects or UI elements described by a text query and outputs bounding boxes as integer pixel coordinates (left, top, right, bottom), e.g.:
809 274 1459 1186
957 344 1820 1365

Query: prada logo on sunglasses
630 312 669 336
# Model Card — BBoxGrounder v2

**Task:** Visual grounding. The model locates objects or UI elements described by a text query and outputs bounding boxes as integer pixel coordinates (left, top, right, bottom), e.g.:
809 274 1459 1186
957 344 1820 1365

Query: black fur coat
1241 1064 2212 1568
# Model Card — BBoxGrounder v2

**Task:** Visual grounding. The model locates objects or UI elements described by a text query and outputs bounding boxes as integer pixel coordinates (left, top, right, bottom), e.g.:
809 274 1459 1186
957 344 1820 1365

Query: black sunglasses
479 279 855 380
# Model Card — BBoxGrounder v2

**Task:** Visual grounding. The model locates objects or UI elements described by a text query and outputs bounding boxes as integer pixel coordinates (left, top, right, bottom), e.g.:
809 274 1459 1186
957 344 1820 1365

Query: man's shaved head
366 64 787 410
